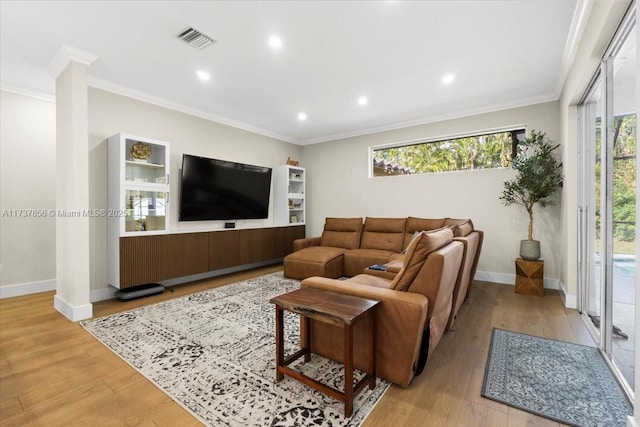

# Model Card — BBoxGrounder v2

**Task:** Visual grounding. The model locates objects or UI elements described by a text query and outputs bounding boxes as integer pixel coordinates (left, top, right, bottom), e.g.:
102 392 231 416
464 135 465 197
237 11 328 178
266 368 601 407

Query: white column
47 46 96 321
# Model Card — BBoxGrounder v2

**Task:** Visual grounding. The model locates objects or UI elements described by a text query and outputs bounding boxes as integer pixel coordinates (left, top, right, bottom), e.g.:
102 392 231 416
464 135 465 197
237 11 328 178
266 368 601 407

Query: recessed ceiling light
297 112 307 121
197 70 210 81
357 96 368 106
268 35 283 49
442 73 455 84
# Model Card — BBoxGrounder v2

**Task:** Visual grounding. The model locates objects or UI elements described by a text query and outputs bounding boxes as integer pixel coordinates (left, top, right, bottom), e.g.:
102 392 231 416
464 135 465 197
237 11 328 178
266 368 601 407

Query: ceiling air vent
177 27 216 50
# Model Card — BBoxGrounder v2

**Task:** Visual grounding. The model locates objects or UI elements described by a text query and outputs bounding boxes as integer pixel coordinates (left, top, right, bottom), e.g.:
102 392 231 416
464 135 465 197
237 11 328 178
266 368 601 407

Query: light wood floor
1 265 594 426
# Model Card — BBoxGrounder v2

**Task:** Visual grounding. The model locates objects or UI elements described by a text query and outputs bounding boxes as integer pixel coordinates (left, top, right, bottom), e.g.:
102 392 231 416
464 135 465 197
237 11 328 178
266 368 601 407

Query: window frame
369 125 528 178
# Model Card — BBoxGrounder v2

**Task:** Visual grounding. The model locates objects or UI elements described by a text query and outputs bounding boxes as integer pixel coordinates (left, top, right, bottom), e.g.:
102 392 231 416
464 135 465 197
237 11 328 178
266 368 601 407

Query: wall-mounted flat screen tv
179 154 272 221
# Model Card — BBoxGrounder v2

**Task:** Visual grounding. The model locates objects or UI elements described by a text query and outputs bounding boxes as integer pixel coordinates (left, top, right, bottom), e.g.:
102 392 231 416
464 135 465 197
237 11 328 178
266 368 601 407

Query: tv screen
179 154 272 221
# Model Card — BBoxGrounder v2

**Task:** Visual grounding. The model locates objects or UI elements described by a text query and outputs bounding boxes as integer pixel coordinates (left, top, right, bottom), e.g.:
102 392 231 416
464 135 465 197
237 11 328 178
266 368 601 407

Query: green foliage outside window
594 114 636 245
372 129 523 176
609 114 636 243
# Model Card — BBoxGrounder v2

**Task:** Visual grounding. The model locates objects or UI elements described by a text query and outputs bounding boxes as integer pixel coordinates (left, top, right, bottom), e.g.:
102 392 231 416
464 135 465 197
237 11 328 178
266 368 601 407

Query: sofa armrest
361 257 402 279
300 276 429 387
293 236 321 251
386 265 402 274
362 267 398 281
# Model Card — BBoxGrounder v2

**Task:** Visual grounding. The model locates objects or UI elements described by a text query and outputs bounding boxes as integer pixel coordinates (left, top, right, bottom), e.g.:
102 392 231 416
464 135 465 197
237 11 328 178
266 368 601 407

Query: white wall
301 101 562 284
87 88 303 294
0 91 56 294
0 87 302 298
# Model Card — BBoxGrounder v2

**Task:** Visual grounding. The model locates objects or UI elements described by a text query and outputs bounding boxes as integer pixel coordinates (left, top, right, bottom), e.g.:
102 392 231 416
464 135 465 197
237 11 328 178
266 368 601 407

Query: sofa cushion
402 231 421 253
403 217 447 248
407 217 447 231
343 248 398 277
390 228 454 291
453 221 473 237
444 217 475 230
360 217 407 252
320 217 363 249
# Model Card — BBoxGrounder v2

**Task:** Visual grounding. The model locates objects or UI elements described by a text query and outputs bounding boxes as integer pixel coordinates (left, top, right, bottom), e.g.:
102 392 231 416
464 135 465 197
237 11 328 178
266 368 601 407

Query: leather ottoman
284 246 347 280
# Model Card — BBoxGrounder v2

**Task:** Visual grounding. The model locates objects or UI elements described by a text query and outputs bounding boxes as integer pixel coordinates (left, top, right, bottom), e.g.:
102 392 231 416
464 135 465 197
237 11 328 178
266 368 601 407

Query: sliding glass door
580 79 602 343
579 10 636 398
610 22 636 393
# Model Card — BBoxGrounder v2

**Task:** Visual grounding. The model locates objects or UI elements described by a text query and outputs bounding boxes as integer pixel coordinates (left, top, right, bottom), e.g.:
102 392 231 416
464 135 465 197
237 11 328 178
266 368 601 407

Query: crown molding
46 45 97 79
3 75 560 148
0 81 55 102
88 77 296 145
299 92 559 145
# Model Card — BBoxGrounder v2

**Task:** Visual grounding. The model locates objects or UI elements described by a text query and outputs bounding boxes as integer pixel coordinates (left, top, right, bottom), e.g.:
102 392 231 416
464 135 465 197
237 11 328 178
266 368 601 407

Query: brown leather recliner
342 217 407 277
285 215 483 333
300 228 463 387
283 217 362 279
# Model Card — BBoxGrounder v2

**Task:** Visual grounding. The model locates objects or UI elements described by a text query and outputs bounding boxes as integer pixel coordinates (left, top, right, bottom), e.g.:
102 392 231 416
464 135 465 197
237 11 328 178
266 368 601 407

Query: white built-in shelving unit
107 133 170 288
273 164 305 226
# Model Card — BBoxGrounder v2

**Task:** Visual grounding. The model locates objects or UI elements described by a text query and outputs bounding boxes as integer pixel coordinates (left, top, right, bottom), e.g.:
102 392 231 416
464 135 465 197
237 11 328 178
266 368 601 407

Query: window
372 128 525 177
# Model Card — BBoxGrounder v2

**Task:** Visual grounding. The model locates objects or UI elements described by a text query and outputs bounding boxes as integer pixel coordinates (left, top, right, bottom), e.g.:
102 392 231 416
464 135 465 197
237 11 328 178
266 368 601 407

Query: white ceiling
0 1 583 145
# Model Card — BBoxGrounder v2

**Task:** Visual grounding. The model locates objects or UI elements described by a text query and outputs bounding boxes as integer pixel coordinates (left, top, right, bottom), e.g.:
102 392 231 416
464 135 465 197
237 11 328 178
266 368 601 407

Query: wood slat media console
118 225 305 288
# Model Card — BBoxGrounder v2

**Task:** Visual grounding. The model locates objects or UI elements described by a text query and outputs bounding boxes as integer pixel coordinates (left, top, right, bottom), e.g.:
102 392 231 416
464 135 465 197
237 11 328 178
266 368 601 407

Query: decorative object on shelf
135 219 147 232
286 156 299 166
131 142 153 160
500 130 563 261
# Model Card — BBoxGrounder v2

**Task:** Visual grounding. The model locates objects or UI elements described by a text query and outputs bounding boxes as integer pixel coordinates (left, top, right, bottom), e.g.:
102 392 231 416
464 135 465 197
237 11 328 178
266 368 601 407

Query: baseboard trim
560 283 578 309
474 270 576 309
3 266 580 311
474 271 514 285
475 270 561 290
2 279 119 305
0 279 56 299
53 294 93 321
91 286 117 303
628 415 639 427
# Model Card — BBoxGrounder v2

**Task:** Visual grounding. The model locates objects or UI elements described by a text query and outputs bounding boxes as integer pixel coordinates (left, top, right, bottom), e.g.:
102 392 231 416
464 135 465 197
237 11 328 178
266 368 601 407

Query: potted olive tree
500 130 563 260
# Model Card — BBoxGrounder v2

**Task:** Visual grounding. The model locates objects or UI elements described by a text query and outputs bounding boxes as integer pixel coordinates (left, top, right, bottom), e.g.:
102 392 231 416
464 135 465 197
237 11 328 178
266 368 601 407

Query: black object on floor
115 283 165 301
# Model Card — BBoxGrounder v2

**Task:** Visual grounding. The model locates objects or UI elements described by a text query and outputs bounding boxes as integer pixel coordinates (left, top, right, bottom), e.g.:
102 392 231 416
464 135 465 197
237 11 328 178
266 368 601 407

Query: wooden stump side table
515 258 544 296
270 287 379 417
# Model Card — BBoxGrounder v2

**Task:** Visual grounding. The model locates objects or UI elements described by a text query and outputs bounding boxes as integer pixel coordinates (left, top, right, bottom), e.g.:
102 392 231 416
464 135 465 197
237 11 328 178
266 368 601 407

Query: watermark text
2 209 126 218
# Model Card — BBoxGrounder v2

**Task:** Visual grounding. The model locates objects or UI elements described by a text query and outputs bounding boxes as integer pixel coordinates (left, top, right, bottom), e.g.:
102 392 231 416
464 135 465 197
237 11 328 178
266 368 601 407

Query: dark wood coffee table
270 287 380 417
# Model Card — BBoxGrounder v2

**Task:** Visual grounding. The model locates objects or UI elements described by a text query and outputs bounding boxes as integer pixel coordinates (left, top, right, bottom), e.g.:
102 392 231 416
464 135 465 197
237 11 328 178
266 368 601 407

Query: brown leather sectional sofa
283 216 483 386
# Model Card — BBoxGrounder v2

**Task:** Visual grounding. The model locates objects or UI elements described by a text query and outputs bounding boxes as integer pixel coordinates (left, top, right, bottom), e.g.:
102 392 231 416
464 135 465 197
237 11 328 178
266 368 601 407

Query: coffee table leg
302 316 311 362
275 306 284 381
368 311 377 389
344 323 353 418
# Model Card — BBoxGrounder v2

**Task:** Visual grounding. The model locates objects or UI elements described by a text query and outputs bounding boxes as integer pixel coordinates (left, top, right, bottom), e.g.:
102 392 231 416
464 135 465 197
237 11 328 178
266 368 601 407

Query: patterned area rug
482 328 632 427
82 272 389 426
